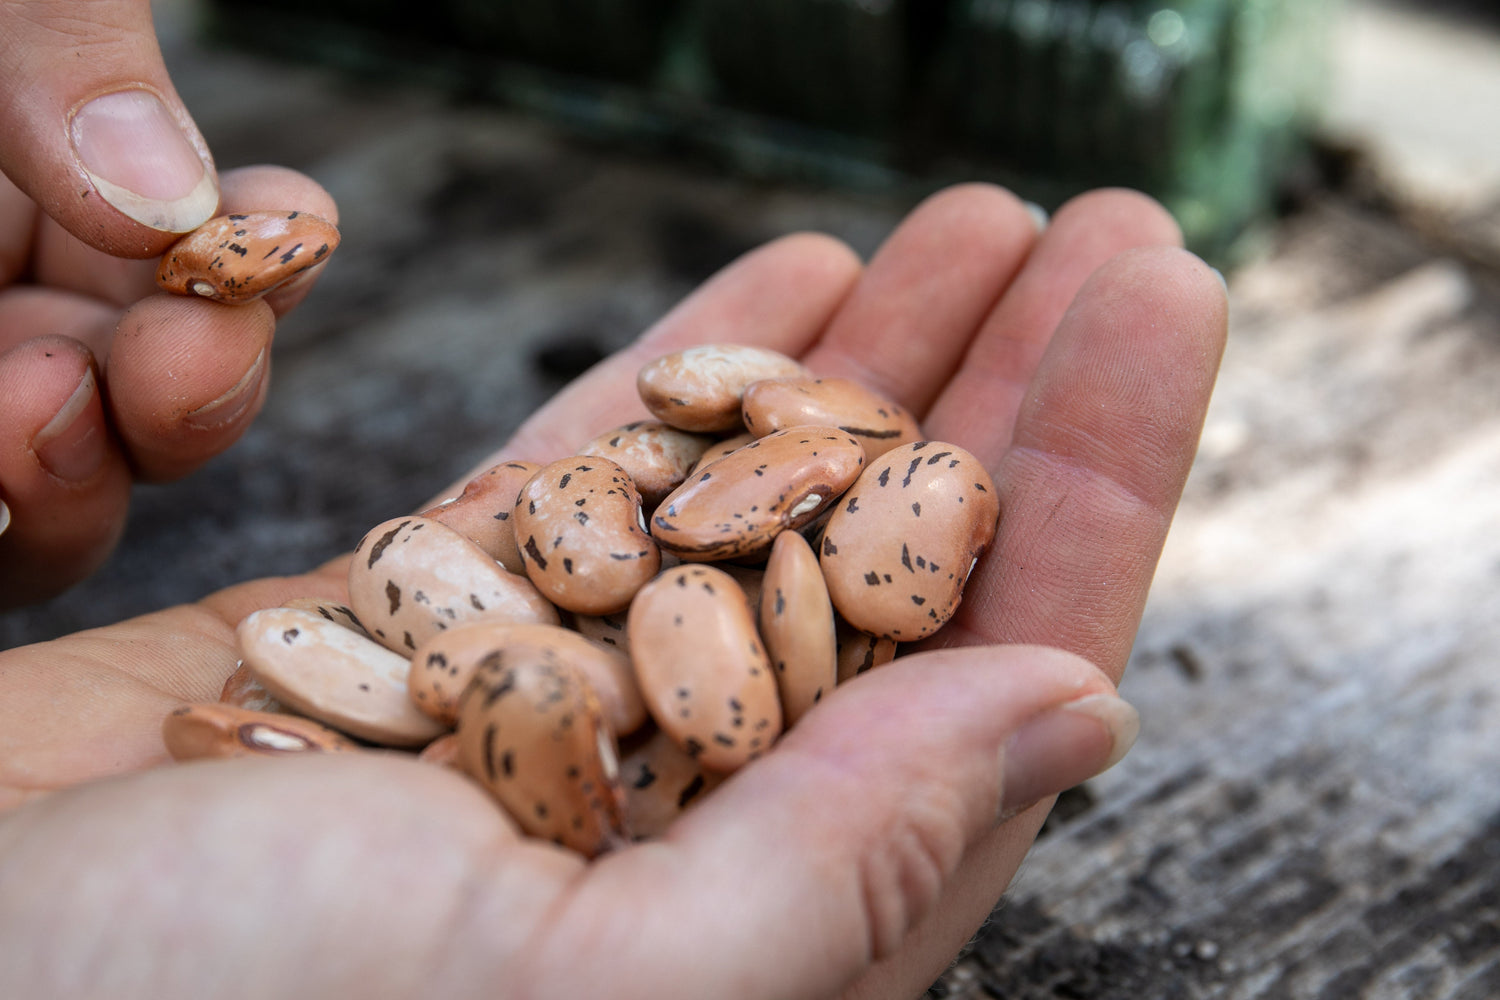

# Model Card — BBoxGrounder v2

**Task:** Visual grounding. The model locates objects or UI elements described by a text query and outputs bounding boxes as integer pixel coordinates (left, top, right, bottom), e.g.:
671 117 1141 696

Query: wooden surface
4 2 1499 996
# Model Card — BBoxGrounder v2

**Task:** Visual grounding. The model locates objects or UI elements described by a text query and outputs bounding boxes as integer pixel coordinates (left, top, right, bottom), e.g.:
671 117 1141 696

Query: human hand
0 0 337 606
0 185 1226 999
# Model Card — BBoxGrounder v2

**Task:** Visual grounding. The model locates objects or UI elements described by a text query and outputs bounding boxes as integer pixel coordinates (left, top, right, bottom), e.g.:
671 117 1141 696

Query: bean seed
637 345 808 432
819 441 999 641
456 653 629 858
164 703 361 760
628 565 782 773
156 211 339 304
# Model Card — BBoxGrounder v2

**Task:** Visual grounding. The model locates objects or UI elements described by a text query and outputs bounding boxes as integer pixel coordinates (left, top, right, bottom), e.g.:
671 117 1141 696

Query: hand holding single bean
0 184 1227 1000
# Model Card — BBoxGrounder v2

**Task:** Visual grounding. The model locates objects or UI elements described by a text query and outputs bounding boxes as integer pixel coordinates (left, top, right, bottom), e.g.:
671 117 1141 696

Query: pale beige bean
690 431 755 474
408 621 646 734
513 457 660 616
577 422 715 510
835 618 898 684
760 531 837 724
281 597 369 637
456 653 629 858
348 515 559 655
620 727 725 840
156 210 340 304
820 441 1000 641
637 345 808 433
238 607 448 748
742 375 924 461
219 660 287 714
420 460 541 574
628 565 782 772
163 703 362 760
651 427 865 562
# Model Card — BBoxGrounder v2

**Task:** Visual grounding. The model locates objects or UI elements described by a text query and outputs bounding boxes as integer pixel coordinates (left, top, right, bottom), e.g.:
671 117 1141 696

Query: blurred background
6 1 1500 995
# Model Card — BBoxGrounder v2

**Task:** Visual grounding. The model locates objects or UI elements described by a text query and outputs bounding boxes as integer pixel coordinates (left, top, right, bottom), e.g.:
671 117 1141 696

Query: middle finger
801 183 1040 416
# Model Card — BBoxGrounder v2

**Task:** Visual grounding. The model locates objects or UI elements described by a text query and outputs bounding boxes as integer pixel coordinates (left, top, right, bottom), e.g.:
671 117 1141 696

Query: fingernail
69 89 218 233
185 349 267 430
998 693 1140 821
0 498 10 539
1022 200 1050 233
1210 266 1229 295
34 368 108 483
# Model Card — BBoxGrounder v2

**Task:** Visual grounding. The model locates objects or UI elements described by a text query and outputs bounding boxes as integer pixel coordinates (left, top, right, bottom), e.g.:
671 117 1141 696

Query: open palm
0 185 1225 1000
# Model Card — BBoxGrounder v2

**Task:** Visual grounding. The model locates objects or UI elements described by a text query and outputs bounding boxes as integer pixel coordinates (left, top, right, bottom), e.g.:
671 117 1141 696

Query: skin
0 183 1228 998
0 0 337 606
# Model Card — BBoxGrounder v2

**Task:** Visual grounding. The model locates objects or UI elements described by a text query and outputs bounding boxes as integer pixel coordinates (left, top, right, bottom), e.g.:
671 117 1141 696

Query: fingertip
1076 244 1230 363
1050 187 1185 250
0 337 132 607
217 166 341 316
106 295 275 481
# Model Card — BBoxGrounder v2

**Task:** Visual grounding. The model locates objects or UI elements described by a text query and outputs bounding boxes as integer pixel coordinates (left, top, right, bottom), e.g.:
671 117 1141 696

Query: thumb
0 0 219 258
513 645 1140 999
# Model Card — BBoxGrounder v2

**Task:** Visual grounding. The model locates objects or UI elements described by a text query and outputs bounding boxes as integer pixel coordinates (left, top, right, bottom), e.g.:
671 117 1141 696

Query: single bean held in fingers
156 210 340 304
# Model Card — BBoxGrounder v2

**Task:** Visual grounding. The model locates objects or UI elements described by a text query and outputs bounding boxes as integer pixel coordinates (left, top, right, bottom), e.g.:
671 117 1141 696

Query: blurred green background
205 0 1338 260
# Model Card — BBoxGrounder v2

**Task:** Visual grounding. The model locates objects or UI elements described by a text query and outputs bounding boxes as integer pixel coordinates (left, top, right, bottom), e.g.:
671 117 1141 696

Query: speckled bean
570 611 630 654
819 441 999 641
456 653 629 858
834 618 898 684
651 427 865 562
741 375 924 461
760 530 837 724
219 660 287 714
408 621 646 734
163 703 360 760
628 565 782 772
281 597 369 637
420 460 541 574
237 607 447 748
156 210 339 304
513 457 661 615
690 431 755 474
348 515 559 655
637 345 809 433
620 727 725 840
577 421 715 510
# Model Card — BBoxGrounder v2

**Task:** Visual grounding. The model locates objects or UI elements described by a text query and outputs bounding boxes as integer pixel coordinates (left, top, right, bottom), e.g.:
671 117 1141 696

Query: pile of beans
157 221 999 858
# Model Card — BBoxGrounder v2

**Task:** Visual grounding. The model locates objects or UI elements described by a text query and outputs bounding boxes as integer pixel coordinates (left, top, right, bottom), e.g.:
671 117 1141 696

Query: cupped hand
0 0 337 606
0 185 1226 999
